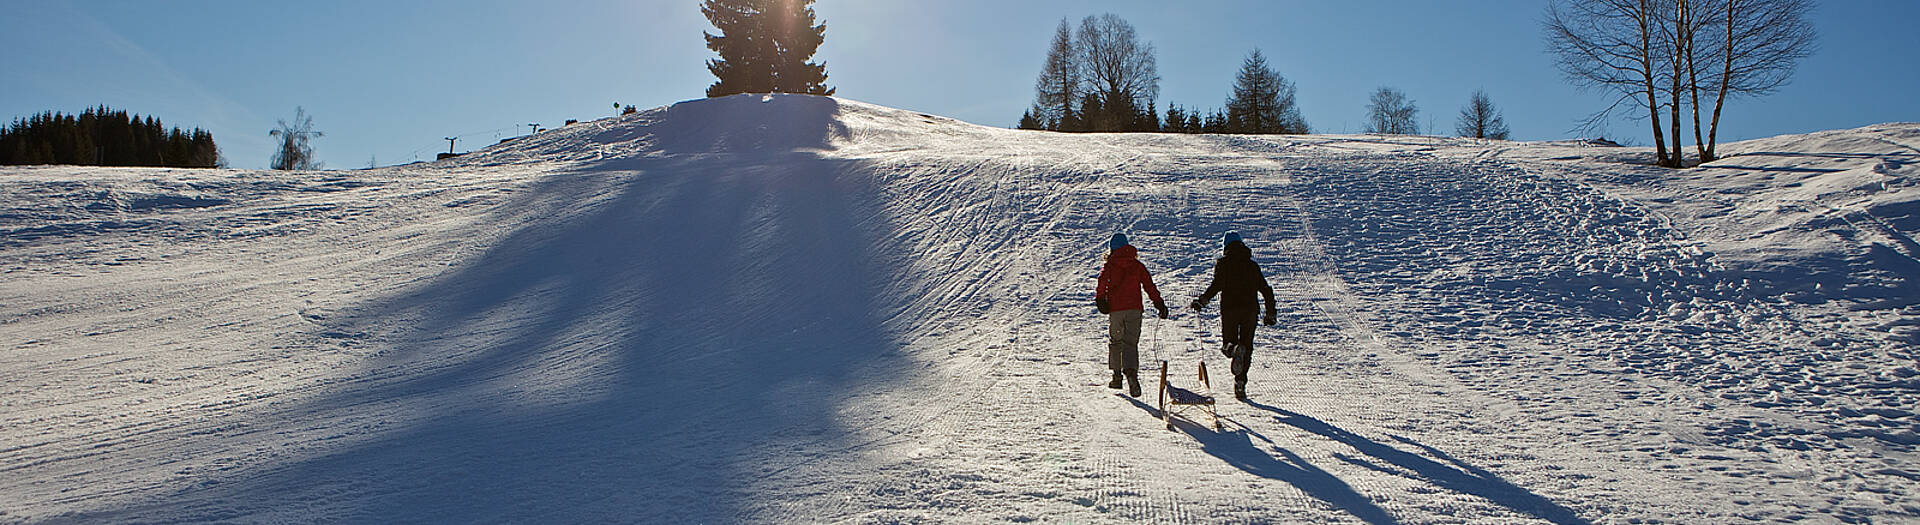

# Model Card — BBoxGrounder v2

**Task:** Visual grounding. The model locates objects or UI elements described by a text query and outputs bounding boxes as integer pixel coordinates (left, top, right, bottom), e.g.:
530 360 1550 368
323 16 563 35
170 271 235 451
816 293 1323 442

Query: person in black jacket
1189 231 1276 400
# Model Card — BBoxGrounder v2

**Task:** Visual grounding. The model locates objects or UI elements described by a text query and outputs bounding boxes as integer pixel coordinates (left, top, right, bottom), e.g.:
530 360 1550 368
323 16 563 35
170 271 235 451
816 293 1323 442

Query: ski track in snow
1 95 1916 523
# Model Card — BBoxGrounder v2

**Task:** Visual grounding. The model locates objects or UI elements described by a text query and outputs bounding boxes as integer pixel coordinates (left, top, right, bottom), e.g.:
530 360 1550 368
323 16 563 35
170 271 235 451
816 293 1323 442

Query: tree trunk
1706 0 1737 162
1057 75 1074 131
1669 79 1685 167
1640 0 1670 167
1669 0 1688 168
1684 0 1708 163
1697 49 1712 161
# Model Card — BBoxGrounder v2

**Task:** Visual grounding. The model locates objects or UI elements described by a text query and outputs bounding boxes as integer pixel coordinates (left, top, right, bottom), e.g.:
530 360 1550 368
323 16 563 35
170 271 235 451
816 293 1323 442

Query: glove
1263 311 1277 326
1095 297 1110 314
1155 301 1170 320
1189 299 1205 311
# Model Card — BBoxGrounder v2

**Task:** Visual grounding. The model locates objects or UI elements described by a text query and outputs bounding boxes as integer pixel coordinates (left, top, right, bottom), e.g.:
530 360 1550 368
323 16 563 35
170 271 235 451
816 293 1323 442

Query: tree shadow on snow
1247 401 1589 525
1721 151 1917 161
1692 164 1847 174
77 96 914 523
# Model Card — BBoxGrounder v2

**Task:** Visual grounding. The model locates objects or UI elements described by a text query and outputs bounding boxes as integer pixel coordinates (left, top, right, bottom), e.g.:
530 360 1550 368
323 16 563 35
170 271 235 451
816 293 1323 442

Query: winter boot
1234 381 1248 401
1108 370 1124 389
1124 368 1142 398
1220 342 1236 359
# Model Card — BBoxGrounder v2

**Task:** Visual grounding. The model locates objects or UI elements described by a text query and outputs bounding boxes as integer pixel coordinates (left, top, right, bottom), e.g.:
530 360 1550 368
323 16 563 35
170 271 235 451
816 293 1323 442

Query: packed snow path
2 95 1916 523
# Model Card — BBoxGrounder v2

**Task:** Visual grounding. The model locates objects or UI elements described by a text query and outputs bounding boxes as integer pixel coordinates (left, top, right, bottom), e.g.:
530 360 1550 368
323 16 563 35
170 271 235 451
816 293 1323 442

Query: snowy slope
2 94 1917 523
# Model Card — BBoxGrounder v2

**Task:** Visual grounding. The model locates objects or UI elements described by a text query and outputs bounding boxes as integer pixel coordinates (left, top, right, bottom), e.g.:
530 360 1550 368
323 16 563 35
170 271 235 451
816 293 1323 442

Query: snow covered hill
2 94 1916 523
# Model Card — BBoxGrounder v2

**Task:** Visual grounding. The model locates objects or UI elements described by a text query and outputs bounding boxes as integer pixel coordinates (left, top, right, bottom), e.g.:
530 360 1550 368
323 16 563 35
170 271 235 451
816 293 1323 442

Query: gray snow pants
1107 309 1143 371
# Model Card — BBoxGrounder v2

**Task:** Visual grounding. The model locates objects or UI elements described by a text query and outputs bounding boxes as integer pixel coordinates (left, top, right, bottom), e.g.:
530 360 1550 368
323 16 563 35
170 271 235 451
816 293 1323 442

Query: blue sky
3 0 1915 169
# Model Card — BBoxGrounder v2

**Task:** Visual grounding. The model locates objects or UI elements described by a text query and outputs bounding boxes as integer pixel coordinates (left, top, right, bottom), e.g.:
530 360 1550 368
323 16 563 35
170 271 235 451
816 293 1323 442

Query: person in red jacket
1095 233 1169 397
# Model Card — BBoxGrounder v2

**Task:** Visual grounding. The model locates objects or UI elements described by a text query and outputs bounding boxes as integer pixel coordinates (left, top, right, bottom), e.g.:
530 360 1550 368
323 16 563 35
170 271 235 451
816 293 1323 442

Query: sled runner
1158 359 1220 431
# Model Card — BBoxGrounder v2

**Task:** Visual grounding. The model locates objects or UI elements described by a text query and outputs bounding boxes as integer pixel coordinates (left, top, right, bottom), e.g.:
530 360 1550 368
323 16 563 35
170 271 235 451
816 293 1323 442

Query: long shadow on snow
1114 396 1398 524
94 97 910 522
1693 164 1847 174
1248 401 1589 525
1721 151 1918 161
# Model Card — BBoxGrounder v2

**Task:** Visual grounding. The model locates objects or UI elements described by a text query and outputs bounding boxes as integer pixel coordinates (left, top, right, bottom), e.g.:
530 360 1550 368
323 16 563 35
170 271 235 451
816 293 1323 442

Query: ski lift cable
445 124 519 141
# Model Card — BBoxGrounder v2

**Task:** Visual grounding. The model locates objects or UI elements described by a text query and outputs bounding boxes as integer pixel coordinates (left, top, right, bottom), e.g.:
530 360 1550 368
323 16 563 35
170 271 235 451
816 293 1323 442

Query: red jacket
1096 245 1164 312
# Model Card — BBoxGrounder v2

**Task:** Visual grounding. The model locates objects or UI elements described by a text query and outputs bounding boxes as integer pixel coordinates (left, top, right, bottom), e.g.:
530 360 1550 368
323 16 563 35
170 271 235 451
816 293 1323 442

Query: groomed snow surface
3 94 1918 523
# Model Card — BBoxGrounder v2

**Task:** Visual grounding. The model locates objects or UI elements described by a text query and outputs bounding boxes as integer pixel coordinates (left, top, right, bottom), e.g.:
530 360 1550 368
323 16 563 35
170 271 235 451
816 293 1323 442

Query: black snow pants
1220 307 1257 385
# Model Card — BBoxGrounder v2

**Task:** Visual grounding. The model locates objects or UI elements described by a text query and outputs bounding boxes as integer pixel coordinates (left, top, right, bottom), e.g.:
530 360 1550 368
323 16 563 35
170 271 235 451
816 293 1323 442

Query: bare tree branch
1545 0 1675 166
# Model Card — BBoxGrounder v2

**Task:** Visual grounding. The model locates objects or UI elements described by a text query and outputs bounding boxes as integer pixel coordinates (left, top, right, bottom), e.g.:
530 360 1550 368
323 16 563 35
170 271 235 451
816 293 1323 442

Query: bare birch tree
1546 0 1674 166
1661 0 1702 165
1364 87 1420 135
269 107 323 171
1076 13 1159 132
1548 0 1812 167
1700 0 1815 161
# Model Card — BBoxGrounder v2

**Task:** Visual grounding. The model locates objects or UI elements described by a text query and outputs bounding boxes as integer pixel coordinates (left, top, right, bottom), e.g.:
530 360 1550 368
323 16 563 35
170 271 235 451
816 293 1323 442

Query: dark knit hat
1110 233 1130 250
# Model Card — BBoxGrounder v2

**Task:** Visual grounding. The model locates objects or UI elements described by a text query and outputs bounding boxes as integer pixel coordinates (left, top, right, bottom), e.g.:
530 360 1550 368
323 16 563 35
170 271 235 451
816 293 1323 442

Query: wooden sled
1157 359 1221 431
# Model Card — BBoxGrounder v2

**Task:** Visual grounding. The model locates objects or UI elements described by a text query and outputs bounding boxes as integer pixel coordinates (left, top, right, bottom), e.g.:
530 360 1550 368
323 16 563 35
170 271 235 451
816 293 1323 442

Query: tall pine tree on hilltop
1029 18 1079 131
1225 49 1307 134
703 0 834 97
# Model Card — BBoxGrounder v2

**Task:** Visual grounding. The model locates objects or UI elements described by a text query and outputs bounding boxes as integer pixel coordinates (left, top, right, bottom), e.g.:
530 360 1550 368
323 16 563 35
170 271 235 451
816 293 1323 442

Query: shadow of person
1113 395 1399 524
1247 400 1589 525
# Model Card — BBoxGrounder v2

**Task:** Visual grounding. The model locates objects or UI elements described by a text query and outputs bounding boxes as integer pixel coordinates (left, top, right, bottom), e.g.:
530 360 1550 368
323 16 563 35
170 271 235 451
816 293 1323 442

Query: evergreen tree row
1153 50 1311 135
1019 17 1310 136
1014 18 1525 140
1159 105 1274 135
0 106 222 168
1020 92 1160 133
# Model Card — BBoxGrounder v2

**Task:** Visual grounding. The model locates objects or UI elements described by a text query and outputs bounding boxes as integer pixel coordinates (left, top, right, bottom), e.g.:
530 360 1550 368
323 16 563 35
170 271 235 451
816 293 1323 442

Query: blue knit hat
1222 230 1242 246
1110 233 1129 250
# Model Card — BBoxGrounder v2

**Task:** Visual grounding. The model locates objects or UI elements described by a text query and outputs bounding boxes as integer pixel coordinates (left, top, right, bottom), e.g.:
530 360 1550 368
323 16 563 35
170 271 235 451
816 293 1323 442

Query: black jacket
1195 241 1275 315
